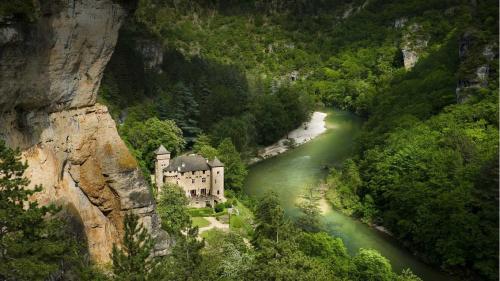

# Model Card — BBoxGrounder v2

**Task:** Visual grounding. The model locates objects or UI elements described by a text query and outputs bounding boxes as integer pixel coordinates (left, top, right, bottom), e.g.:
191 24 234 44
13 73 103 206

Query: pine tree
296 185 322 232
111 213 156 281
171 82 202 144
0 140 78 280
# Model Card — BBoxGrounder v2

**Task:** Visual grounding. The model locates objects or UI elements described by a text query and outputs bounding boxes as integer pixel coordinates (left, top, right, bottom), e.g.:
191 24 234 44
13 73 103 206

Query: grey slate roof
164 154 210 172
155 145 170 155
208 157 224 167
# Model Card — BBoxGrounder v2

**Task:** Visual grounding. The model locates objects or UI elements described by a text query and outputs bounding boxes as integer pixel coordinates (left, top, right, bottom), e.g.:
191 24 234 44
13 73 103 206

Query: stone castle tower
154 145 170 187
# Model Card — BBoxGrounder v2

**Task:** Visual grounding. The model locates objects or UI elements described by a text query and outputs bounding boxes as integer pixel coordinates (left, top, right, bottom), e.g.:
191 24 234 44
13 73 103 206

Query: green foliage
252 192 290 244
111 213 157 281
121 117 185 172
199 230 254 280
0 0 39 21
214 203 225 213
325 159 362 216
188 207 214 217
191 217 210 228
157 226 205 280
169 82 202 144
157 183 191 235
0 140 81 280
295 185 322 232
217 138 248 192
192 134 219 160
352 249 394 281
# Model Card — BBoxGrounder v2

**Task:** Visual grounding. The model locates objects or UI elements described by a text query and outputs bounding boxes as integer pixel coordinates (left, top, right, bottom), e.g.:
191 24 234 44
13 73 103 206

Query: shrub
214 203 225 213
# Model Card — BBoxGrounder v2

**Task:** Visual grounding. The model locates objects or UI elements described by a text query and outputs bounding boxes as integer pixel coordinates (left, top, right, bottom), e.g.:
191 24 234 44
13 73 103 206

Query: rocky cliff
0 0 168 263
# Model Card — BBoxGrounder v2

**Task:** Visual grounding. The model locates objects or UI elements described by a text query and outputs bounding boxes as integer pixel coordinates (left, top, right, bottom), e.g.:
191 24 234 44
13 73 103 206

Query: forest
0 0 498 280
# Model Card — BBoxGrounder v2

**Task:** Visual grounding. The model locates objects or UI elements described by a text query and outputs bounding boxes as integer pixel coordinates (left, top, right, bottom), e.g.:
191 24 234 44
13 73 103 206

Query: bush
214 203 225 213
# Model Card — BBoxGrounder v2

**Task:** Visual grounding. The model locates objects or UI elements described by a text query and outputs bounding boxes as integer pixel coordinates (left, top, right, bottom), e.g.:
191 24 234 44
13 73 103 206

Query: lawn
192 217 210 228
188 207 214 217
229 200 254 237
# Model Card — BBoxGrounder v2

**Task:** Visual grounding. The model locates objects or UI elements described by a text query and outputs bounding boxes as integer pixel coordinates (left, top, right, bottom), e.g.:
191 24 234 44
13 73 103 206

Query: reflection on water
243 109 455 281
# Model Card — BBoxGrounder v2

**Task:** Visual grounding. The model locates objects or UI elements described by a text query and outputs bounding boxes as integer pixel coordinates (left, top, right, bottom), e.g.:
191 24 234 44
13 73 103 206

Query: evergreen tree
160 226 205 281
171 82 202 144
217 138 247 192
111 213 157 281
252 192 290 245
0 140 79 280
296 185 322 232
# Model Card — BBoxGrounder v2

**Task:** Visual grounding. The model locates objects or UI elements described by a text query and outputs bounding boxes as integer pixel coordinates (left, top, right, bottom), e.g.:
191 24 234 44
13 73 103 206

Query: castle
154 145 226 208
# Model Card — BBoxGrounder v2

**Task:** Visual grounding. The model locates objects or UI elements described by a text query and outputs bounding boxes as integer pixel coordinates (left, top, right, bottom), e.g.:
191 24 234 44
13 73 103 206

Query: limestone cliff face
0 0 168 262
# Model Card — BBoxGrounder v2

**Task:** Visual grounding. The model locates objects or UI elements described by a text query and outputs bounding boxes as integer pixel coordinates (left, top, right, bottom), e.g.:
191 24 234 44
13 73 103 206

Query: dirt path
198 217 229 234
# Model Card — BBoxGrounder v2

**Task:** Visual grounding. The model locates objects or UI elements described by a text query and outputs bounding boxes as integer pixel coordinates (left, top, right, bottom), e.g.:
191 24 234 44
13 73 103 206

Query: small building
154 145 226 208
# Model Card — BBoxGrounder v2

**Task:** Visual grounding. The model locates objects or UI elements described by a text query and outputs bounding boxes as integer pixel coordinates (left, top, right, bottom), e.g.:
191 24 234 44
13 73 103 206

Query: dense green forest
96 0 498 280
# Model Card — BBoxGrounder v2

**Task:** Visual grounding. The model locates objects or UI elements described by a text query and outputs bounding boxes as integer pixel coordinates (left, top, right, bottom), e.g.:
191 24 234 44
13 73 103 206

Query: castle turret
154 145 170 188
208 157 225 202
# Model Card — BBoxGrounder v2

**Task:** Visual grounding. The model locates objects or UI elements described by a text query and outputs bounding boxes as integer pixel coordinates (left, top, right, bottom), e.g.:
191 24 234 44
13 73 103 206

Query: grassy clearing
192 217 210 228
229 200 254 237
188 207 214 217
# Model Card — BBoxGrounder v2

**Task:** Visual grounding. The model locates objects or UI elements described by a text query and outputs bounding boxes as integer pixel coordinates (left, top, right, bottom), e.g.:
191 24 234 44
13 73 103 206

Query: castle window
217 171 220 175
201 189 206 196
203 170 206 174
181 172 184 176
192 171 195 175
217 190 220 195
202 178 206 183
192 179 195 184
215 179 217 184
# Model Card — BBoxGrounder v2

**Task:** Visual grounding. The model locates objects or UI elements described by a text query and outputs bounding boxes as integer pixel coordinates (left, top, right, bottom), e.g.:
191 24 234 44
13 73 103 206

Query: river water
243 109 454 281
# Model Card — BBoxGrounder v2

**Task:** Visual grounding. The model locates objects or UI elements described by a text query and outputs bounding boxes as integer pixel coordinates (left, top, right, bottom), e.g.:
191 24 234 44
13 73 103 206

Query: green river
243 109 454 281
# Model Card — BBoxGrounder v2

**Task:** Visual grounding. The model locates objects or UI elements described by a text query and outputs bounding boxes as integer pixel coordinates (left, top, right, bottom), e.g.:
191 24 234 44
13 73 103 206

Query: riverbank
248 111 327 165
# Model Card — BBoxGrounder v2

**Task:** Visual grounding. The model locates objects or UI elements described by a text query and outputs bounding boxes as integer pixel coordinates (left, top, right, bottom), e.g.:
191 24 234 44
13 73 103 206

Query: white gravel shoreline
249 111 328 165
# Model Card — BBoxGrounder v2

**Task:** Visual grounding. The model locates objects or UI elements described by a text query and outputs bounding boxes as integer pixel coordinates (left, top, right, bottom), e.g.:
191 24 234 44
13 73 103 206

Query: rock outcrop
135 39 164 72
0 0 168 263
456 31 497 103
401 23 428 70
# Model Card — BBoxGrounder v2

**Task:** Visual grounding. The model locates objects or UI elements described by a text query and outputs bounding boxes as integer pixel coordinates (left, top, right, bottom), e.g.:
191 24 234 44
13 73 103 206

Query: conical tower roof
154 145 170 155
208 156 224 167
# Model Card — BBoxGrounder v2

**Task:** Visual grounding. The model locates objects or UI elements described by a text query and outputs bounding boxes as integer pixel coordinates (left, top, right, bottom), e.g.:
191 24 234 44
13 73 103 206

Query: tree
171 82 202 144
352 249 394 281
296 185 322 232
253 192 289 245
193 134 219 160
111 213 157 281
157 183 191 235
159 226 205 281
199 230 254 280
121 117 185 172
210 115 256 152
217 138 247 192
0 140 79 280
